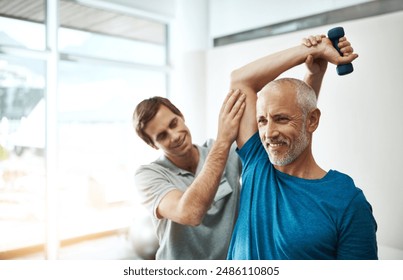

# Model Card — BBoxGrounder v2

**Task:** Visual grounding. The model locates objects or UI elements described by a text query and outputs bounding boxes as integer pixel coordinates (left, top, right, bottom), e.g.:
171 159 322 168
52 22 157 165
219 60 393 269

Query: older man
227 35 378 259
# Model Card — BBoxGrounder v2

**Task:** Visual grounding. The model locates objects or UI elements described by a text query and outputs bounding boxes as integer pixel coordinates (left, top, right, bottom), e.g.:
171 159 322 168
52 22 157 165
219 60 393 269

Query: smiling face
144 105 193 158
256 80 312 167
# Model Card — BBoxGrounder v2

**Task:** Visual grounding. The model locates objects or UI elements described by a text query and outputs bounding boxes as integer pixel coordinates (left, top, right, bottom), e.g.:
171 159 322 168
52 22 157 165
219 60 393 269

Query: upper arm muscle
235 87 258 149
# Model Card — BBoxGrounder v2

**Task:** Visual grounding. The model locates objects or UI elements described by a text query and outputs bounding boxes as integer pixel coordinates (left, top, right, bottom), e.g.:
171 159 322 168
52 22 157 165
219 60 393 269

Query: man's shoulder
327 170 355 185
326 170 364 197
135 156 172 177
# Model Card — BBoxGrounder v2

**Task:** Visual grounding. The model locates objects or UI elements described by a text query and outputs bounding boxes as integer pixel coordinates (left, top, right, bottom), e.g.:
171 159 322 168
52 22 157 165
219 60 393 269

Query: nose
265 119 279 140
170 129 181 144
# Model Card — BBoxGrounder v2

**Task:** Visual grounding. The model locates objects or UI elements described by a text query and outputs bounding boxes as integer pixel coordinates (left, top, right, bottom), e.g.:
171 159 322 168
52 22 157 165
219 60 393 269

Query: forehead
144 105 177 136
257 85 299 113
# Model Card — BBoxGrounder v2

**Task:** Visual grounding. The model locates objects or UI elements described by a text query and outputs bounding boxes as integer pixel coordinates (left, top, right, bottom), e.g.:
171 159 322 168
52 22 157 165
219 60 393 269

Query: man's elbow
178 213 203 227
230 68 244 87
186 218 203 227
176 205 205 227
230 68 254 93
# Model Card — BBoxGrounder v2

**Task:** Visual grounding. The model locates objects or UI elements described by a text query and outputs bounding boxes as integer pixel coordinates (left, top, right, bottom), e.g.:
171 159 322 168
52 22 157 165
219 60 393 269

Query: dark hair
133 96 184 147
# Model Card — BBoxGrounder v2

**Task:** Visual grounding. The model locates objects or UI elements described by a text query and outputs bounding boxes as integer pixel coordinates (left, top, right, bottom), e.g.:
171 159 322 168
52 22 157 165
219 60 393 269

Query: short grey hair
266 78 317 115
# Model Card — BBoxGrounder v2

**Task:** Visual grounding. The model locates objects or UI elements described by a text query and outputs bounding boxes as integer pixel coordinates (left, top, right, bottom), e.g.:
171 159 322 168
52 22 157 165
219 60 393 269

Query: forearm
231 44 312 92
178 140 231 225
304 70 326 98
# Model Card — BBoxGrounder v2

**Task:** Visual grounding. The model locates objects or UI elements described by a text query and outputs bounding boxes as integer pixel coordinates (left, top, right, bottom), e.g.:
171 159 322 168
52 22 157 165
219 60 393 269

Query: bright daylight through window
0 0 167 259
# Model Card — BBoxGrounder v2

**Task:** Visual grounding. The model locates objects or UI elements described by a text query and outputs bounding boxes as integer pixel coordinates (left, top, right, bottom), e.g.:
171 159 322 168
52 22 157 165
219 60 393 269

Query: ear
306 108 321 133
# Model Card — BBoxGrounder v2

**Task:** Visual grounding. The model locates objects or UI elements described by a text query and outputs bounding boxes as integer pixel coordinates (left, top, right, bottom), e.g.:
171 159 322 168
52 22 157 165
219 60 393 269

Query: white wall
206 10 403 259
209 0 372 38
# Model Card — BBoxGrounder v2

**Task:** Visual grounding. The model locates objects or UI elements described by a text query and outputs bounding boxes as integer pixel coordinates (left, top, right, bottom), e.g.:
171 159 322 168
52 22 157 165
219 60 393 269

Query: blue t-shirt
227 132 378 260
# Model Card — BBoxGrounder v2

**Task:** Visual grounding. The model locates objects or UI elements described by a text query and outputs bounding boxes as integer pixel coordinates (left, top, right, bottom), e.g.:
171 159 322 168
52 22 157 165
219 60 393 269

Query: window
55 60 165 252
0 54 46 256
0 0 168 259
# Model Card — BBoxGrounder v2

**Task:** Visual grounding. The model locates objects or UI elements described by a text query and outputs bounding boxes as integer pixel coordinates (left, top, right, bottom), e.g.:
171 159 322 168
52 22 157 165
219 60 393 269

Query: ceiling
0 0 165 44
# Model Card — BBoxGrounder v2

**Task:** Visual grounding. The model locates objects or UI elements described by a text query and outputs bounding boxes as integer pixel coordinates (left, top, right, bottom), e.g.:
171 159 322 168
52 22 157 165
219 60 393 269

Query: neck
275 147 326 179
166 145 199 174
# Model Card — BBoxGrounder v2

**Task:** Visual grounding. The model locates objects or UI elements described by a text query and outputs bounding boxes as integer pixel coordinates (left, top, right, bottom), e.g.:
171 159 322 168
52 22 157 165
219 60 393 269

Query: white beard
268 123 309 166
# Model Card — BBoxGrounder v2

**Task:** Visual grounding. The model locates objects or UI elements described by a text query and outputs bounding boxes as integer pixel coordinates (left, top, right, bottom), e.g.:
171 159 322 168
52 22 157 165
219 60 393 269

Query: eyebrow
273 113 290 118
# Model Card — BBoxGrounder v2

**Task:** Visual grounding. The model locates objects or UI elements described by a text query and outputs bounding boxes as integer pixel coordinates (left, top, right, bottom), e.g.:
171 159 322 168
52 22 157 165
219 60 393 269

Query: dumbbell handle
327 27 353 75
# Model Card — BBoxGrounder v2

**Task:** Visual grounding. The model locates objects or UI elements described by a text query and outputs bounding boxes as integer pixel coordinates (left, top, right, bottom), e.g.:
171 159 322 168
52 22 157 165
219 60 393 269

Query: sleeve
228 142 243 176
237 132 267 170
337 190 378 260
134 165 177 219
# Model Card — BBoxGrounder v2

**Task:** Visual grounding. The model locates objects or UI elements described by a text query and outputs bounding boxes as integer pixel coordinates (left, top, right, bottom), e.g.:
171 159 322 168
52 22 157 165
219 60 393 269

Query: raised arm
302 35 328 97
230 35 358 148
156 90 245 226
302 35 355 97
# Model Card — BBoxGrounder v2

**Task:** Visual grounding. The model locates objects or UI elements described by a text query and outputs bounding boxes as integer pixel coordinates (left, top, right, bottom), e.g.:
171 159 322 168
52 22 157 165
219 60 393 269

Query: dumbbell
327 27 353 75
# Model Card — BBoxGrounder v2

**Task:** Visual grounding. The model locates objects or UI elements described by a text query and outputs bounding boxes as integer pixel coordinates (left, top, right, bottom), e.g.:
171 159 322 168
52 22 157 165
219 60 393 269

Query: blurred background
0 0 402 260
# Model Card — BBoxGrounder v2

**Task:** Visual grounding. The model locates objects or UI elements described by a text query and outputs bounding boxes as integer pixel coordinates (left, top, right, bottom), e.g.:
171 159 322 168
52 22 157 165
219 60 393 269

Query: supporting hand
216 89 246 144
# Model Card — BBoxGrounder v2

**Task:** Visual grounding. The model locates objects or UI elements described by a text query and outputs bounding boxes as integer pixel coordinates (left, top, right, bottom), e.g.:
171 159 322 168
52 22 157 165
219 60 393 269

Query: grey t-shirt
134 140 242 259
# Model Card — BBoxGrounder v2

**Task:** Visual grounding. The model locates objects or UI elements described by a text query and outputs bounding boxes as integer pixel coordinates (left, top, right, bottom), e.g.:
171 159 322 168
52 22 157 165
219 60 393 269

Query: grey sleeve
134 165 176 219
